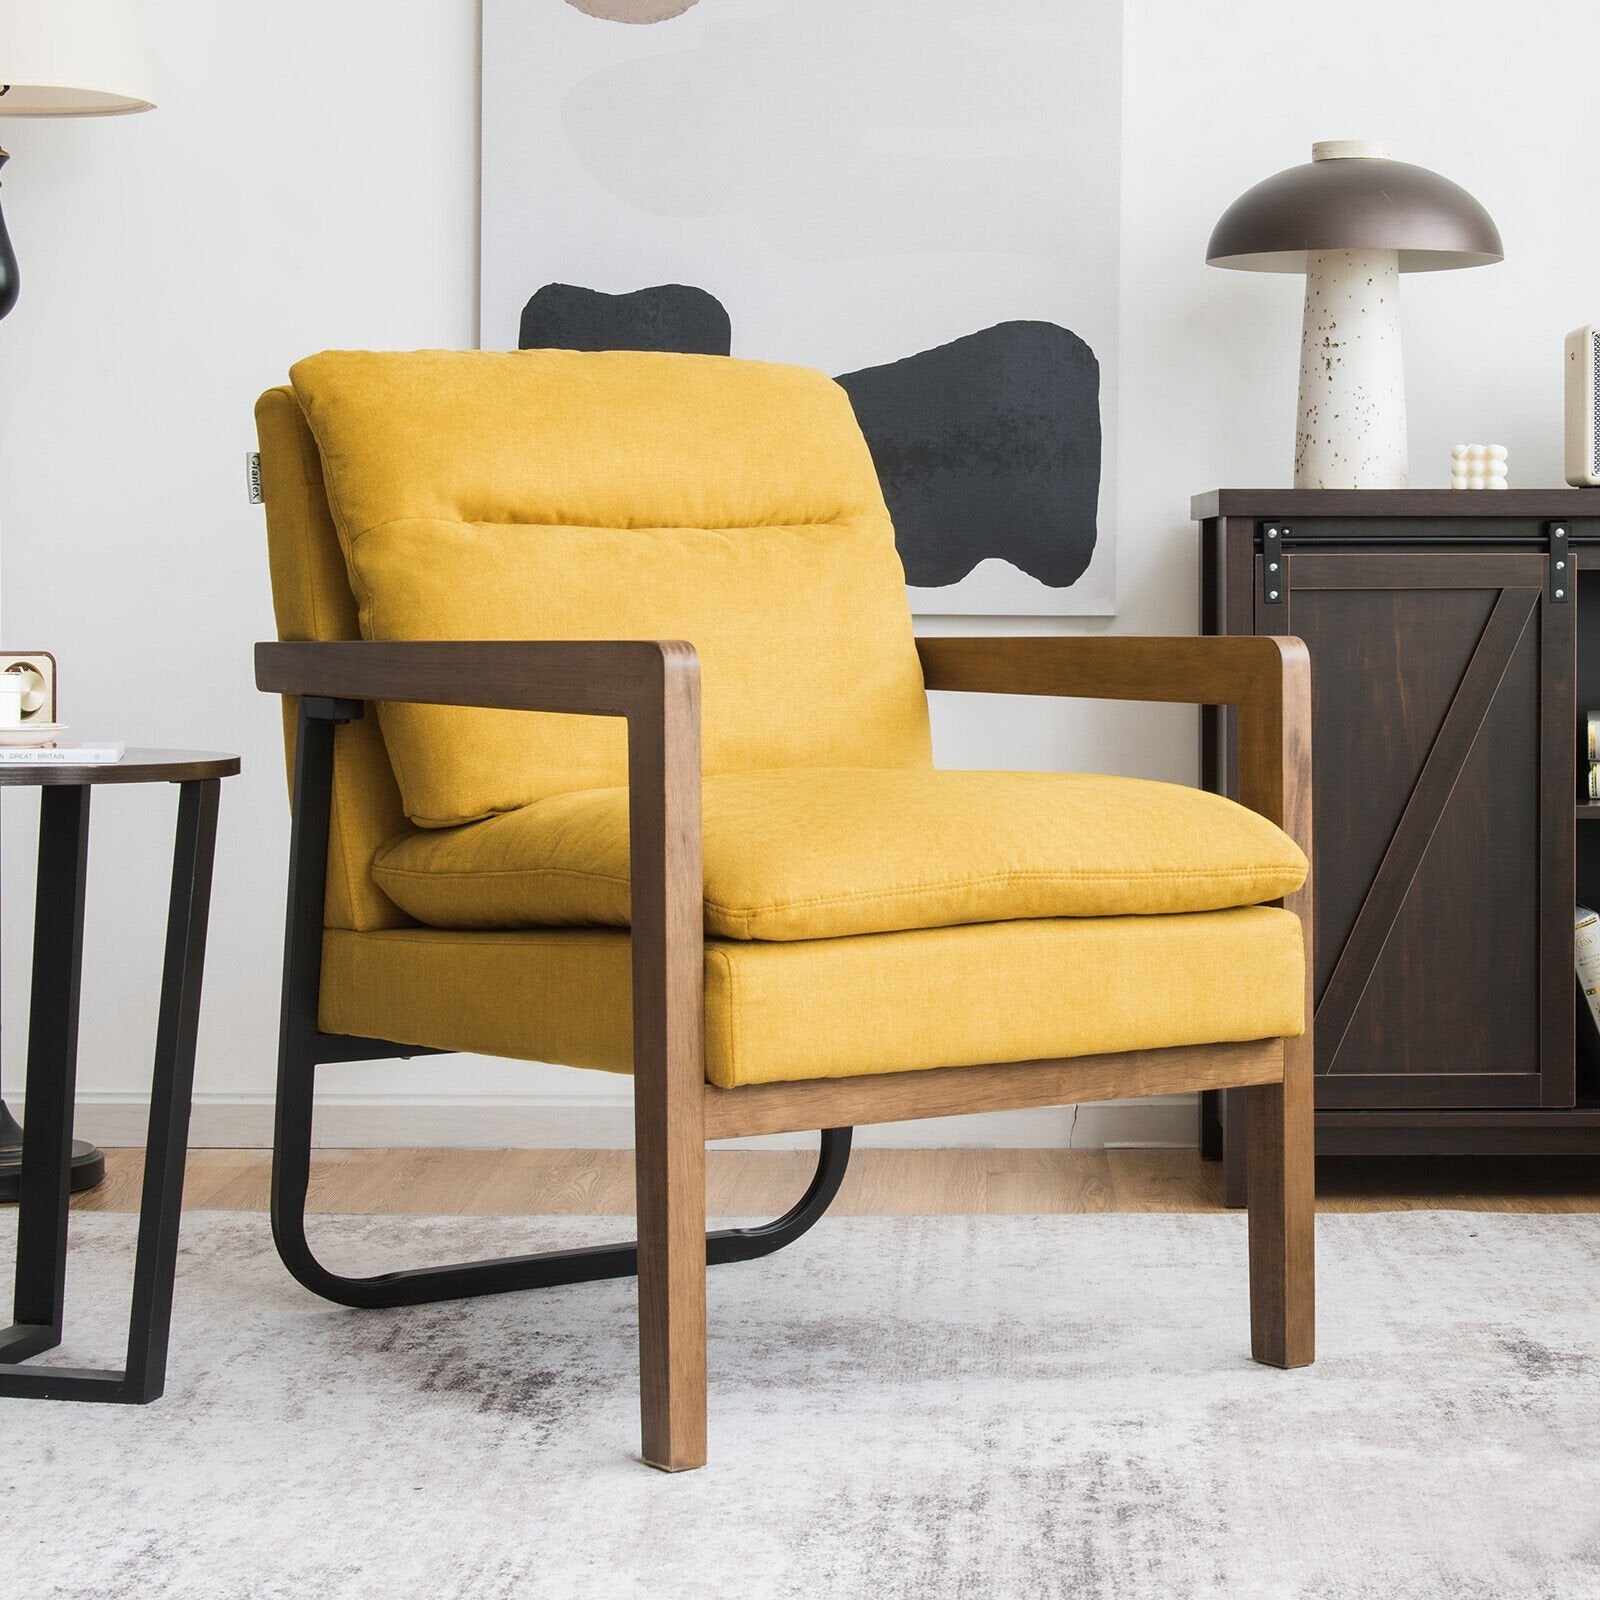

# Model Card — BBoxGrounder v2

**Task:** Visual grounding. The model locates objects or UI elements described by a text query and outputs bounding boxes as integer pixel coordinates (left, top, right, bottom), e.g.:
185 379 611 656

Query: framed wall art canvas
481 0 1122 615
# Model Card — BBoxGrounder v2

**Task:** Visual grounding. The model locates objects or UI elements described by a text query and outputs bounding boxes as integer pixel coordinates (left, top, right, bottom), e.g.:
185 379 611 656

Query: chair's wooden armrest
255 639 704 967
916 634 1311 924
915 634 1302 710
255 638 696 720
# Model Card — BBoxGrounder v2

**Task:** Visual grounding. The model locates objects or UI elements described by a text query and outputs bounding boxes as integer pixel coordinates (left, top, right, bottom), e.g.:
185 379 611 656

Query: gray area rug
2 1210 1598 1599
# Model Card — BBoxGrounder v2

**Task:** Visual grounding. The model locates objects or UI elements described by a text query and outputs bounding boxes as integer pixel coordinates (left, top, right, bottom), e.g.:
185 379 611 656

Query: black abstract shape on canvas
519 282 732 356
516 288 1099 591
836 321 1100 590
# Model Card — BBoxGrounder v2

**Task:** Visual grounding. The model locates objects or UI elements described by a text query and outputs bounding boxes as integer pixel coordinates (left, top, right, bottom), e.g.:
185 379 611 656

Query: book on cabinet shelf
1575 907 1600 1091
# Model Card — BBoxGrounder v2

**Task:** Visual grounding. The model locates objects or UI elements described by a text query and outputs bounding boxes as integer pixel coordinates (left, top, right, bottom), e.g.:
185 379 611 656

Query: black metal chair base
270 700 854 1316
273 1071 852 1311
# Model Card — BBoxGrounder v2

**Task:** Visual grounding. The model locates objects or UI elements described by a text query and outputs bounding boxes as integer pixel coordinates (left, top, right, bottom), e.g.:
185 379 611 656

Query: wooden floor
69 1147 1600 1216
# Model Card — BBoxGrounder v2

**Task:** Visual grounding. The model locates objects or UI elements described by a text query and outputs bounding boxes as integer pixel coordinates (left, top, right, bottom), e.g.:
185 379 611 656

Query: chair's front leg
633 1008 708 1471
1238 638 1315 1368
629 650 708 1472
1246 1033 1315 1367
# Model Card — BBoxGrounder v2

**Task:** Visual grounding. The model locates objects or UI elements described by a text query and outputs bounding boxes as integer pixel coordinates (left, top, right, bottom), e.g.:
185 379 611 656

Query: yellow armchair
254 350 1313 1473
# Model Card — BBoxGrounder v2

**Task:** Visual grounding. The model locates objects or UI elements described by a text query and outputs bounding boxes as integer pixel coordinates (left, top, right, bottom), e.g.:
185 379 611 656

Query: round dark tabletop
0 748 240 787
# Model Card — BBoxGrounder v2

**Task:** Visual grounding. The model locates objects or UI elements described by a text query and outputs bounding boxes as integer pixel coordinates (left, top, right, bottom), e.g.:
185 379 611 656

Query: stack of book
1588 711 1600 800
0 742 124 765
1578 907 1600 1060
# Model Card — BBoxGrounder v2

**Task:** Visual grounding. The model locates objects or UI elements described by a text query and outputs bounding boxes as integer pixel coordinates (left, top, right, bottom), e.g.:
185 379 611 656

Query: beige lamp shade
0 0 153 116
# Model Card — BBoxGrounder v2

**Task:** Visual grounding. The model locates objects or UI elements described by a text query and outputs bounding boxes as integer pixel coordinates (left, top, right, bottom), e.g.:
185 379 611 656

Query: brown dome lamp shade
1206 140 1504 488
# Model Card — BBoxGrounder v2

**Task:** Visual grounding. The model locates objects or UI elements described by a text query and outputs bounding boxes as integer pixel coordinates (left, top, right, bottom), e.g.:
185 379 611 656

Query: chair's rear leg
269 1029 327 1298
1246 1036 1315 1368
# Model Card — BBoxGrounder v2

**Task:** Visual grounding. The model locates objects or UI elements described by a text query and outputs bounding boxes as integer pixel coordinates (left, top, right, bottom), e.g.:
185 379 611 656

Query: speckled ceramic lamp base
1295 245 1407 487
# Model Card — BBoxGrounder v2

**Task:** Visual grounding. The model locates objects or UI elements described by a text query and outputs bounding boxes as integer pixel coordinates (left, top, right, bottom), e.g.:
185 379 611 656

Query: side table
0 749 238 1403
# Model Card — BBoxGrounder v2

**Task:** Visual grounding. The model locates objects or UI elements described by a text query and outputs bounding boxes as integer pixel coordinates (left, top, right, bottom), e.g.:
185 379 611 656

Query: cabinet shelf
1578 805 1600 820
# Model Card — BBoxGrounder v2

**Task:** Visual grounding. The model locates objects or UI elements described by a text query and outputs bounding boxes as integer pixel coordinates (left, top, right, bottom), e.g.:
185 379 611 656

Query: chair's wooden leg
1236 637 1314 1365
634 1063 707 1471
1246 1037 1315 1368
629 653 708 1472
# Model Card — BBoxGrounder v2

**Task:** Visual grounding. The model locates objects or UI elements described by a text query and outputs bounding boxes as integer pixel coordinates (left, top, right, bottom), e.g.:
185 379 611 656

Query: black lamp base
0 1099 105 1202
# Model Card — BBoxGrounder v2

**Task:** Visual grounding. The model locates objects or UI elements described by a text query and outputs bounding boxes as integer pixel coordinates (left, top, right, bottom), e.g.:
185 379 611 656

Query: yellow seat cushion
287 349 932 829
319 908 1304 1088
371 768 1308 941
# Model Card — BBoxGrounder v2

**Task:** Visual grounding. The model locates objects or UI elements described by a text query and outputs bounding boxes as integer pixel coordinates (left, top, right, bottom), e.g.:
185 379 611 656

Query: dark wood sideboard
1196 489 1600 1204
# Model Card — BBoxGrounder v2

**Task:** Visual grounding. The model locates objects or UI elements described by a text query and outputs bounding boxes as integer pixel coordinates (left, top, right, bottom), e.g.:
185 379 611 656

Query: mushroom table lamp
0 0 154 1203
1207 140 1503 489
0 0 155 321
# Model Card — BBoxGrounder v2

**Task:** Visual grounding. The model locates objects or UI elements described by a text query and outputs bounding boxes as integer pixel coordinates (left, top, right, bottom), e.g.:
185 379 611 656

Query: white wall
0 0 1585 1149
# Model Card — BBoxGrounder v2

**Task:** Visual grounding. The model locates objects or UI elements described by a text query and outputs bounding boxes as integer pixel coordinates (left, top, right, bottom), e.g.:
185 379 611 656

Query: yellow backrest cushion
288 349 933 827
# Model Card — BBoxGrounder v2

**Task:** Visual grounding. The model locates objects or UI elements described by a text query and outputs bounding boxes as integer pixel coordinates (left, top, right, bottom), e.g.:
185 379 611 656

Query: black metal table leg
0 783 103 1204
1 787 91 1369
122 779 220 1400
0 777 223 1402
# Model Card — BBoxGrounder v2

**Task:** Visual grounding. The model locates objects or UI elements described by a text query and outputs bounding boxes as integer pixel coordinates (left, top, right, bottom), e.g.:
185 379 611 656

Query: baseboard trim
36 1092 1201 1151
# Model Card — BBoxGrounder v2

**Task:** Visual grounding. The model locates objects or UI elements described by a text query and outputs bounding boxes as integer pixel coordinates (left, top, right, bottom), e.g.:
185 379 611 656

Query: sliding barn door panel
1265 548 1572 1110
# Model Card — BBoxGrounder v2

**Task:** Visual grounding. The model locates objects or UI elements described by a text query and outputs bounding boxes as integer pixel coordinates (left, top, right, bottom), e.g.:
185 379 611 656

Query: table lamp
0 0 154 1202
1207 141 1502 489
